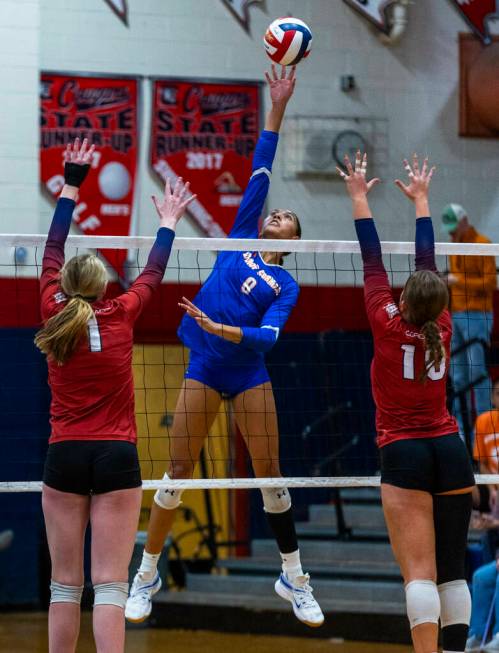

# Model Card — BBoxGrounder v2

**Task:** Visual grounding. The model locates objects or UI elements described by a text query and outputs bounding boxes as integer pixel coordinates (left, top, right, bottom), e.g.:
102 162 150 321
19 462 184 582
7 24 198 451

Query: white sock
280 549 303 582
138 551 160 581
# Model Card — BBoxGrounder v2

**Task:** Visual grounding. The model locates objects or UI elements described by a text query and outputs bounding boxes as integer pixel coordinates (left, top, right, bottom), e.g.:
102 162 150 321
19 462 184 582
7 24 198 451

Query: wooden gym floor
0 612 412 653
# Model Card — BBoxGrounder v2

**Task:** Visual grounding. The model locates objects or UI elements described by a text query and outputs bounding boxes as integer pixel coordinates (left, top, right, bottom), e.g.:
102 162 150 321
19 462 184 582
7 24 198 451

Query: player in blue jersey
126 66 324 628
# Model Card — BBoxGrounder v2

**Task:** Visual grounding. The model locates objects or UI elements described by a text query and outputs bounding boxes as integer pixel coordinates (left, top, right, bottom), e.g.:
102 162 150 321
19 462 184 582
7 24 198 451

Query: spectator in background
442 204 496 440
474 377 499 479
466 507 499 651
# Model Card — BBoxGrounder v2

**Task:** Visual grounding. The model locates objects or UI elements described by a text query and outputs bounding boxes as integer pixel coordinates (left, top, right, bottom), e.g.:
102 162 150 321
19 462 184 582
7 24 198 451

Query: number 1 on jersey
88 317 102 353
401 344 445 381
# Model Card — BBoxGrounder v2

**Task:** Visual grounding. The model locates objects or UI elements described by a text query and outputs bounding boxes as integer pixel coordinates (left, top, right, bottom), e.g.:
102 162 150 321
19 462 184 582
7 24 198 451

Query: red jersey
40 197 174 444
356 217 458 448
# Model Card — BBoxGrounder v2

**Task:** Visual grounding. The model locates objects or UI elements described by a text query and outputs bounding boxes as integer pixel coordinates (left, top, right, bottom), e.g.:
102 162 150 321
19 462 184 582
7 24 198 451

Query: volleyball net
0 234 498 492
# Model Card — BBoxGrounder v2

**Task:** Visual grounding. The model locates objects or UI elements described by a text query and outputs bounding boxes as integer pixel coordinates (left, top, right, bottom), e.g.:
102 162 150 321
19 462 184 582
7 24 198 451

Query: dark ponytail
403 269 449 384
420 320 445 382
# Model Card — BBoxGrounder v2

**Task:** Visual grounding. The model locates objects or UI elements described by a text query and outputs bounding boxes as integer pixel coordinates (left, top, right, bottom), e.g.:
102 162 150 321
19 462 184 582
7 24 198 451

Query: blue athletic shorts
184 351 270 398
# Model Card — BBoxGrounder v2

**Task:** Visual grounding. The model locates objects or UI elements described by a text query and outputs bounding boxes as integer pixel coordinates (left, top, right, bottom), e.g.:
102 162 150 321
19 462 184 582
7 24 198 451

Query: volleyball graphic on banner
98 161 132 200
263 17 312 65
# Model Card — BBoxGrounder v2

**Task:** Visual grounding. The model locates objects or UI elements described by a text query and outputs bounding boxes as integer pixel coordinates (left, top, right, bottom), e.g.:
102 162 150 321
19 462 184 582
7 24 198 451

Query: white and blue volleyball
263 17 313 66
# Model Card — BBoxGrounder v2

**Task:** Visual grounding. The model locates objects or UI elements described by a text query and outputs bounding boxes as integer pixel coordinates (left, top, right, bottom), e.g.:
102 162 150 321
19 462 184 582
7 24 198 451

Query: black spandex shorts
380 433 475 494
43 440 142 495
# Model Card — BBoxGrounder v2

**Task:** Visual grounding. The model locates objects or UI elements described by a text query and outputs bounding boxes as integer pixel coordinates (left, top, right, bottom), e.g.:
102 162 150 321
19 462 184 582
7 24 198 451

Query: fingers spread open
403 159 414 178
361 153 368 176
412 153 419 174
344 155 354 176
86 143 96 162
354 150 362 173
179 180 190 201
151 195 161 214
181 194 197 210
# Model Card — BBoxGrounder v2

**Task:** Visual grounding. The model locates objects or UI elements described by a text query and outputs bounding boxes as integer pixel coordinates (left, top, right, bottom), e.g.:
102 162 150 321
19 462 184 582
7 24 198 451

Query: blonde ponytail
35 254 107 365
420 320 445 382
35 297 94 365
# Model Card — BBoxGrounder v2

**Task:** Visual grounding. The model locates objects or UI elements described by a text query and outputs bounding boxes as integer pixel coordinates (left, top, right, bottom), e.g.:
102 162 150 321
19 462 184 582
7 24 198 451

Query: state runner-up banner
150 79 261 236
40 73 139 280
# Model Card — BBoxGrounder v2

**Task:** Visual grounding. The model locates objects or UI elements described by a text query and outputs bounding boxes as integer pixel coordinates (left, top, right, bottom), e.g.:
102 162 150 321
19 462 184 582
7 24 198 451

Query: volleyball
263 17 313 66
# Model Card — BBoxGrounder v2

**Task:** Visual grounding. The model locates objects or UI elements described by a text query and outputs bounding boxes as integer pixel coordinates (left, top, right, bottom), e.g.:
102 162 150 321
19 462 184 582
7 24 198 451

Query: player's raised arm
43 138 95 273
40 138 95 317
229 65 296 239
337 152 395 323
337 151 383 276
394 154 437 272
118 177 196 321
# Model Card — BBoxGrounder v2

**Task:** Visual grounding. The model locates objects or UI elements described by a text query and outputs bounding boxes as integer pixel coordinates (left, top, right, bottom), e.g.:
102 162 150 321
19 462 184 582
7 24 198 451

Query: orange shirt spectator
474 379 499 474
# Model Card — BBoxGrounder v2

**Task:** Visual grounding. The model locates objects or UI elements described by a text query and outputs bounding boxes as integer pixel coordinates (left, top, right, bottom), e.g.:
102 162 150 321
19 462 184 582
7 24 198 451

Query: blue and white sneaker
274 572 324 627
485 634 499 652
465 633 482 652
125 572 162 623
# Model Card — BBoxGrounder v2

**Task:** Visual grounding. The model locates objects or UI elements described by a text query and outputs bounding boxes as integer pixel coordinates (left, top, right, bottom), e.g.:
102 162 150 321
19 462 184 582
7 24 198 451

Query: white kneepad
405 580 440 629
93 582 129 609
50 580 84 605
154 472 183 510
438 579 471 627
261 487 292 514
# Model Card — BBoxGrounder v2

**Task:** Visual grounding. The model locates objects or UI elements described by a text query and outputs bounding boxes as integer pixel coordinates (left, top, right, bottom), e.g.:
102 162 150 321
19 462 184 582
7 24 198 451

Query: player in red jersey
339 152 475 653
36 137 195 653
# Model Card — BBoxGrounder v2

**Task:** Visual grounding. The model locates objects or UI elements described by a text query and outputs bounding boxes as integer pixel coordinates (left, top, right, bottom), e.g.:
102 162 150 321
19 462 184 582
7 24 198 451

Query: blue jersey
178 130 300 365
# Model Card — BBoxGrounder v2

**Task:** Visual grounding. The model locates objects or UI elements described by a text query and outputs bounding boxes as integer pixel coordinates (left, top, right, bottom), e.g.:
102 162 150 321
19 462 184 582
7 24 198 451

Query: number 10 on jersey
401 344 445 381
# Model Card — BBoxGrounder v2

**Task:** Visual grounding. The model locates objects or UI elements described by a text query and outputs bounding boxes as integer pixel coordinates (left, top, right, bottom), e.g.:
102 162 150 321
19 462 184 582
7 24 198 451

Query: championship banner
449 0 498 45
342 0 398 33
150 79 261 237
40 73 138 279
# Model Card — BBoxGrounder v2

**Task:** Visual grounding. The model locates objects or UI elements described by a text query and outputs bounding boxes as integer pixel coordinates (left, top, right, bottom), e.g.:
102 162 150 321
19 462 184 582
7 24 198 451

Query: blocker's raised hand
63 138 96 188
152 176 196 230
64 137 95 167
337 151 380 198
394 154 436 201
265 64 296 105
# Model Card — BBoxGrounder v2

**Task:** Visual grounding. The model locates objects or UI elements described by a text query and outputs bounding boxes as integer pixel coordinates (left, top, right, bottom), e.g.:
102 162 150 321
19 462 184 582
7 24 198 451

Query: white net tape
1 475 494 492
2 234 498 255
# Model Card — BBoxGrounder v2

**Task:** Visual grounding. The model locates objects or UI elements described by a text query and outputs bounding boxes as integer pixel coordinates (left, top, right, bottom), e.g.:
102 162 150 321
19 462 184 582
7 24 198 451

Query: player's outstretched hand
394 154 436 202
265 64 296 105
337 151 380 199
63 138 96 190
152 176 196 230
64 137 95 167
178 297 219 335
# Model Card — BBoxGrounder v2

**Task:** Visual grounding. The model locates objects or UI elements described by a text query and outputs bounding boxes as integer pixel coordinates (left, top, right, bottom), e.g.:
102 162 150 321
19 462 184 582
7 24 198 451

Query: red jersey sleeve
40 197 75 321
117 227 175 323
355 218 397 336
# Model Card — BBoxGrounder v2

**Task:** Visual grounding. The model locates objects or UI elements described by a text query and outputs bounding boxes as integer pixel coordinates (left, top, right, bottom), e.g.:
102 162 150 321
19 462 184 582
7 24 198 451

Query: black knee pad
434 493 472 585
